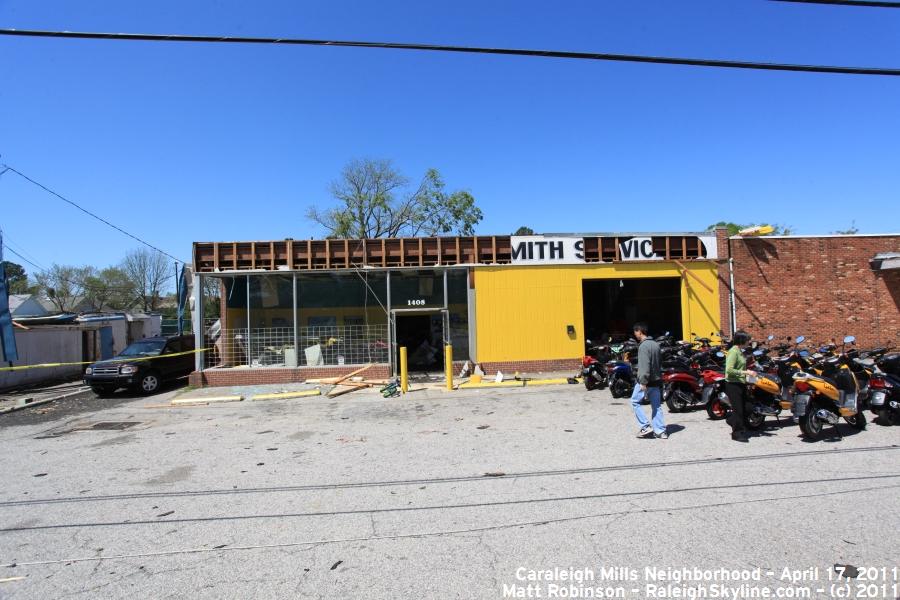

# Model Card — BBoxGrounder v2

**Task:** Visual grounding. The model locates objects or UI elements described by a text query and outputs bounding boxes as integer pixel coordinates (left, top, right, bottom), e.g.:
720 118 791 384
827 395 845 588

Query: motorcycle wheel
611 378 631 399
706 398 729 420
844 410 866 431
665 387 690 413
799 409 824 440
584 376 597 391
744 409 766 431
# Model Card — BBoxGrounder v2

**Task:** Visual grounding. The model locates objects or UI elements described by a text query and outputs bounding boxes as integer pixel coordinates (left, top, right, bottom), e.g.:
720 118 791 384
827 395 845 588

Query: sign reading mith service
509 235 718 265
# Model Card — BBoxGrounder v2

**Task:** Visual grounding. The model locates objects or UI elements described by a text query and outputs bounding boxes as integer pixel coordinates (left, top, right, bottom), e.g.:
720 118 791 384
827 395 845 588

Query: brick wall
189 364 392 387
726 235 900 348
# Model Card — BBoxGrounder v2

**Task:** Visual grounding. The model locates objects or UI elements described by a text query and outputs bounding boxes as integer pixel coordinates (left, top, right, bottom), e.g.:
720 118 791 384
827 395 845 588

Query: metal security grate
201 324 389 369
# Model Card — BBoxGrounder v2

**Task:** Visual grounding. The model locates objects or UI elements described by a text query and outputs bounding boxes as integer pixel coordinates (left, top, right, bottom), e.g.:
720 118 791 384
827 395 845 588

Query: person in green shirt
725 331 756 442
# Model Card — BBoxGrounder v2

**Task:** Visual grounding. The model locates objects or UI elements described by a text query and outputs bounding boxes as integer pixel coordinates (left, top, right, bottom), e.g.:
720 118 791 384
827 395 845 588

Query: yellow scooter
791 336 866 440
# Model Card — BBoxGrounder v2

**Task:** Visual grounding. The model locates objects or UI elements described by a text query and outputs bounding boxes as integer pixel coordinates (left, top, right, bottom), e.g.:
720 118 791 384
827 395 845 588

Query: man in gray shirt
631 322 667 439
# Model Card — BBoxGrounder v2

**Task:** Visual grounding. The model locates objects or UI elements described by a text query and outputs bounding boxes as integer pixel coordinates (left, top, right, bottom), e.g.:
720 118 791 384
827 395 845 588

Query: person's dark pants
725 382 748 434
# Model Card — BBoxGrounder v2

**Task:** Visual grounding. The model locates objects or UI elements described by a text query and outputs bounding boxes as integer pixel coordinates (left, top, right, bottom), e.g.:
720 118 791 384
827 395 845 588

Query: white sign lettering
619 237 659 261
510 236 585 265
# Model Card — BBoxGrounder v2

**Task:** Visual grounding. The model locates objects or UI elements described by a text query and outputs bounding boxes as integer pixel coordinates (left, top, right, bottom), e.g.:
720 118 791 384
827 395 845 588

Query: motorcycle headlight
120 365 139 374
84 367 92 375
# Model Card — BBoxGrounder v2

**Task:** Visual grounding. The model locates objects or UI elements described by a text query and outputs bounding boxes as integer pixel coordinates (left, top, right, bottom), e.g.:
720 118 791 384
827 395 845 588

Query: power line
771 0 900 7
0 164 184 263
1 28 898 77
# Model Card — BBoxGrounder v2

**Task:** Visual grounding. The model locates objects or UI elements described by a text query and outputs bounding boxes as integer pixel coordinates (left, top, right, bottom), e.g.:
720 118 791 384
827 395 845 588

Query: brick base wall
189 365 392 388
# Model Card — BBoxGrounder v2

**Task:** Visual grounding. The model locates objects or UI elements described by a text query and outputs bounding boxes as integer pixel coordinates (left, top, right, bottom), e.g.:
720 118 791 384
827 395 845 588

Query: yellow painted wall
474 262 721 362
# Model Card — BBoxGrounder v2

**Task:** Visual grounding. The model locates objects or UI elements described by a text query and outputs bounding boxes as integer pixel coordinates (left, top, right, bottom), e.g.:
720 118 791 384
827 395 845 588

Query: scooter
663 346 714 412
607 340 637 399
582 338 611 391
791 335 866 440
869 352 900 425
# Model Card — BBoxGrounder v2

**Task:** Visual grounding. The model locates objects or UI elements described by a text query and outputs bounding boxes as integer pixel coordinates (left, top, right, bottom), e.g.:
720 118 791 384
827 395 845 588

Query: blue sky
1 0 898 278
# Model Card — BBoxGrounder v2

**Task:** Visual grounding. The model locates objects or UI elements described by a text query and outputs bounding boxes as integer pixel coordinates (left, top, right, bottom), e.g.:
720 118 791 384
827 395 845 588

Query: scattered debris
156 511 175 518
213 544 228 549
483 471 505 477
330 560 343 570
0 576 27 583
564 429 574 432
32 473 47 478
476 425 490 430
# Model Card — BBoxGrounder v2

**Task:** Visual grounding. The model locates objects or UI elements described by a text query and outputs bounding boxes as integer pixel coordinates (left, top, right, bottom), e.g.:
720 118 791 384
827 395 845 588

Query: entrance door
391 309 448 374
99 326 115 360
582 278 682 342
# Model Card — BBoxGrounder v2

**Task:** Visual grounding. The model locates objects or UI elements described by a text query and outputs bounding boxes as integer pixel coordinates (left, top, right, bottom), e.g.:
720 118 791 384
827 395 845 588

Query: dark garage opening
395 313 445 372
582 278 683 342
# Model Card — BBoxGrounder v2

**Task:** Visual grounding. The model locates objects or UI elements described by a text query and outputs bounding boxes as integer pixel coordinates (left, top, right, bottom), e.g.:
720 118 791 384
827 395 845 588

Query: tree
306 158 482 238
513 226 535 236
2 261 33 294
832 221 859 235
82 267 137 311
34 264 91 312
122 249 173 312
706 222 793 236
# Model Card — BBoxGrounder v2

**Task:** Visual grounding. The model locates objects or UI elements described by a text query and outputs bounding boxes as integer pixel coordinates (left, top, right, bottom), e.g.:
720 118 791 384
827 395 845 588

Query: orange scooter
791 335 867 440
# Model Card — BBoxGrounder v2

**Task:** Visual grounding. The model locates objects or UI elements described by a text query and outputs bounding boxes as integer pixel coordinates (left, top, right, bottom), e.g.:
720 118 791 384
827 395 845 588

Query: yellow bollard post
445 344 453 391
400 346 408 393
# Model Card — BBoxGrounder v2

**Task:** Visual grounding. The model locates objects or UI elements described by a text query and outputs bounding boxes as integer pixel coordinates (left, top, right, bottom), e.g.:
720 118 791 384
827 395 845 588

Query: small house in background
8 294 49 318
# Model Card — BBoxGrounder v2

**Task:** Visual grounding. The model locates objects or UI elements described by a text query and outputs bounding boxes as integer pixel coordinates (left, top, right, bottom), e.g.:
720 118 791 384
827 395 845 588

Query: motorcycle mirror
585 339 592 345
767 334 774 341
796 335 805 343
753 350 763 356
844 335 856 344
716 351 724 358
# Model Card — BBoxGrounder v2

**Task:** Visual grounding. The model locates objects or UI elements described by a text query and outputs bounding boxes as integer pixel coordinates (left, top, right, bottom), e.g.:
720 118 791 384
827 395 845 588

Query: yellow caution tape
0 347 211 372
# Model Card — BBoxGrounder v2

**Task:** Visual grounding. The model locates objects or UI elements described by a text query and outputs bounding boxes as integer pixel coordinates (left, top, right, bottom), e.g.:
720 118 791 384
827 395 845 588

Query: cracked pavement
0 383 898 598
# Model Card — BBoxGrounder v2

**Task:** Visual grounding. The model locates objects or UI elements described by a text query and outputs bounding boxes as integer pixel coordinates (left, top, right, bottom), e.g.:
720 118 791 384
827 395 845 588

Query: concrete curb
456 377 576 390
0 387 91 415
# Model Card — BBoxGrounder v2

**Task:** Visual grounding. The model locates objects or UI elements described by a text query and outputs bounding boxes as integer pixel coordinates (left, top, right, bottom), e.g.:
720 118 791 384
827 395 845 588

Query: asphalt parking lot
0 382 898 599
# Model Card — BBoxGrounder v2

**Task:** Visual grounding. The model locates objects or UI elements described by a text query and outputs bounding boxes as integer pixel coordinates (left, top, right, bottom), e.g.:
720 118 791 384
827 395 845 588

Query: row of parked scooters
582 331 900 440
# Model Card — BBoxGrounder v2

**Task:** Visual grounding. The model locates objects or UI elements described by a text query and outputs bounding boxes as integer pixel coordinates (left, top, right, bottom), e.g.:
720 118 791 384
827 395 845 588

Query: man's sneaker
637 425 653 438
655 430 669 439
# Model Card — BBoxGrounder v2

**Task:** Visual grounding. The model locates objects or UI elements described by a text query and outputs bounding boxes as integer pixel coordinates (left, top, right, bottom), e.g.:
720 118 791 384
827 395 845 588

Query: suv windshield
119 340 167 357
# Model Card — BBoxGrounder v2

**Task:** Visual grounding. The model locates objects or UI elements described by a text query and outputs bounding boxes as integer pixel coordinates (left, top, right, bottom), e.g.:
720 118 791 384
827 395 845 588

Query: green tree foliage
82 267 137 311
2 261 35 294
706 222 793 236
306 158 482 238
513 226 535 235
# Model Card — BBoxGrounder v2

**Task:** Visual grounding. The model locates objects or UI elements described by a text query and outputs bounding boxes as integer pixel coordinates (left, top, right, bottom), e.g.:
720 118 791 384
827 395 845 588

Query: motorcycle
607 340 637 399
664 345 714 412
582 338 611 391
791 335 866 440
869 352 900 425
703 346 780 429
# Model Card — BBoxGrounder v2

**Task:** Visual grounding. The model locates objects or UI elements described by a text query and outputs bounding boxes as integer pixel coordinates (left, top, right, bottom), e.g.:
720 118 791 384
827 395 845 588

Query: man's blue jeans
631 382 665 434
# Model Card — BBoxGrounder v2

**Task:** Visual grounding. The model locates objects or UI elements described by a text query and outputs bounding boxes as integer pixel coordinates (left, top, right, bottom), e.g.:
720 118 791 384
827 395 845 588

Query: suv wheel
138 372 161 395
